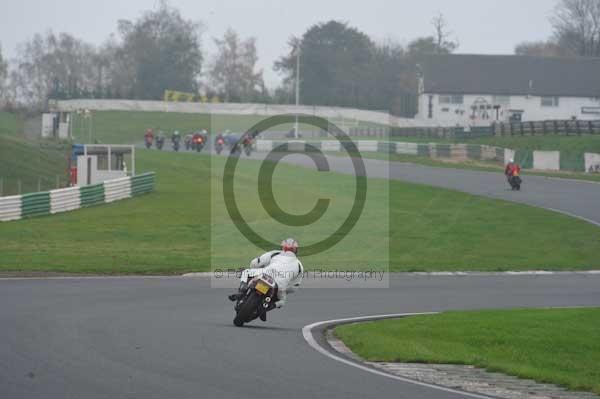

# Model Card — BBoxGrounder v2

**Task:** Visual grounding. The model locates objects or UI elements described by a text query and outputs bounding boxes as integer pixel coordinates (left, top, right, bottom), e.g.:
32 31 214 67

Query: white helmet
509 158 514 163
281 238 299 254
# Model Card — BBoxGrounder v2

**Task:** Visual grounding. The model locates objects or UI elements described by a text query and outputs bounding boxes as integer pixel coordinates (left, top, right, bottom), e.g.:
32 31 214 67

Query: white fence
50 186 81 214
104 177 132 203
0 195 22 222
50 99 443 128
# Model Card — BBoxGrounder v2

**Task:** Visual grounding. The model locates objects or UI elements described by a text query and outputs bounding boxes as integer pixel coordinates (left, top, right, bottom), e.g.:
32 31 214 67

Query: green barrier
131 173 155 196
435 144 451 158
515 149 534 169
417 144 430 157
21 192 51 218
466 145 482 160
559 151 585 172
377 141 396 154
80 184 105 207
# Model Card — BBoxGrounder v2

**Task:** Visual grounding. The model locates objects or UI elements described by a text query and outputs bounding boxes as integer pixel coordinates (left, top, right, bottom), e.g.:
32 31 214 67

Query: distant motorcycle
144 135 153 149
215 137 225 155
172 139 180 152
233 274 278 327
184 134 193 151
155 136 165 150
242 135 253 156
192 134 205 152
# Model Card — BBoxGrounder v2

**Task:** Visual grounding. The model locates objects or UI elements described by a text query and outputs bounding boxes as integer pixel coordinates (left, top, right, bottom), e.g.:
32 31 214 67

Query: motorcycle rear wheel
233 291 261 327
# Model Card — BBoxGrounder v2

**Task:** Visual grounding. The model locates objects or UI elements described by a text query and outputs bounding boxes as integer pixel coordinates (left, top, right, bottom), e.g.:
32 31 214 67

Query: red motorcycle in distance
242 135 253 156
144 134 154 149
191 133 206 152
215 136 225 155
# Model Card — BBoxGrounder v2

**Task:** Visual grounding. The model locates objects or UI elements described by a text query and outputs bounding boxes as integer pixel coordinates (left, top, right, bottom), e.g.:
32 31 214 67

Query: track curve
2 274 600 398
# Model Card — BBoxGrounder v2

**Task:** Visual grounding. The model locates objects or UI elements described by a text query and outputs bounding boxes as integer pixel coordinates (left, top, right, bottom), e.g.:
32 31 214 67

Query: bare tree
514 40 574 56
209 28 264 102
10 32 98 108
0 44 7 103
551 0 600 57
431 13 458 54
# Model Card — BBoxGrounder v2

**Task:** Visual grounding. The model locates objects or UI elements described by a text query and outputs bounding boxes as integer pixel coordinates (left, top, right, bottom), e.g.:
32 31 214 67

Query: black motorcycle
243 136 253 156
233 274 278 327
155 136 165 150
172 137 181 152
508 175 522 191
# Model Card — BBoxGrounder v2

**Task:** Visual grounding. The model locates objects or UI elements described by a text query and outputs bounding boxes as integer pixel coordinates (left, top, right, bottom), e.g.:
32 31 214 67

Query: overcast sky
0 0 559 88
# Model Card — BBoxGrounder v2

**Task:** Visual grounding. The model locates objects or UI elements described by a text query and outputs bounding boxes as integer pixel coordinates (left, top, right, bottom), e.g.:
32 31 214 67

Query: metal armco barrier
0 195 22 222
80 184 105 207
0 172 155 222
21 192 51 218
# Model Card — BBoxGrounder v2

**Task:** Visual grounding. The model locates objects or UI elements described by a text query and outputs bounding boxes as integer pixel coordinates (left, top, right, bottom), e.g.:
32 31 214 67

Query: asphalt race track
253 151 600 226
2 275 600 399
2 147 599 398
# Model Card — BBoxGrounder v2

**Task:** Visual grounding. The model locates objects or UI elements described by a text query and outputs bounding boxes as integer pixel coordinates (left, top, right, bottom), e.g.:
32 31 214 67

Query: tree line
515 0 600 57
0 0 596 117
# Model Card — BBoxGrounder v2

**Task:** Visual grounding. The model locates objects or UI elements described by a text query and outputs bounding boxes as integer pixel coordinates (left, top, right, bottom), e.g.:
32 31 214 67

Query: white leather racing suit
240 250 303 308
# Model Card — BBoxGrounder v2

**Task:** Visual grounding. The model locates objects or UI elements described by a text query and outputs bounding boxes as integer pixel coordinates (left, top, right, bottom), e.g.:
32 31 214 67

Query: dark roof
421 54 600 97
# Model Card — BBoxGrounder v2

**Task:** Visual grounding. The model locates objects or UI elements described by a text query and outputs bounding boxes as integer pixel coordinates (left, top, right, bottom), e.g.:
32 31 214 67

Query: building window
492 95 510 107
541 96 559 107
439 95 463 105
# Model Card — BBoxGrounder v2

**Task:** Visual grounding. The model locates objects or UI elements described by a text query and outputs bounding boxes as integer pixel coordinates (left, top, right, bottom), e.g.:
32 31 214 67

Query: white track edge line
302 313 496 399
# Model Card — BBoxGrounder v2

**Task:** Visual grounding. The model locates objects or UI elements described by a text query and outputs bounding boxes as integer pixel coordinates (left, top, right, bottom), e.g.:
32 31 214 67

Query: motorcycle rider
228 238 303 321
155 130 165 149
505 158 521 187
184 133 193 150
144 128 154 147
171 130 181 144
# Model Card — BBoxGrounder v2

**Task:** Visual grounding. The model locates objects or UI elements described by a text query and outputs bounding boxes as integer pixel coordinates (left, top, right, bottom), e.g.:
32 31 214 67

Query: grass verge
0 135 69 195
1 150 600 273
69 110 380 144
335 308 600 395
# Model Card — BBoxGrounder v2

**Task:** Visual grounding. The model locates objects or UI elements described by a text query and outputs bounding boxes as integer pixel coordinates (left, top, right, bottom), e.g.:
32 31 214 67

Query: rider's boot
228 281 248 302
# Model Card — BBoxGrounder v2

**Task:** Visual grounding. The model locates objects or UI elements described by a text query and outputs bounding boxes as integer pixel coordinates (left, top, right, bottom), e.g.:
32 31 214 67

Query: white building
416 54 600 126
